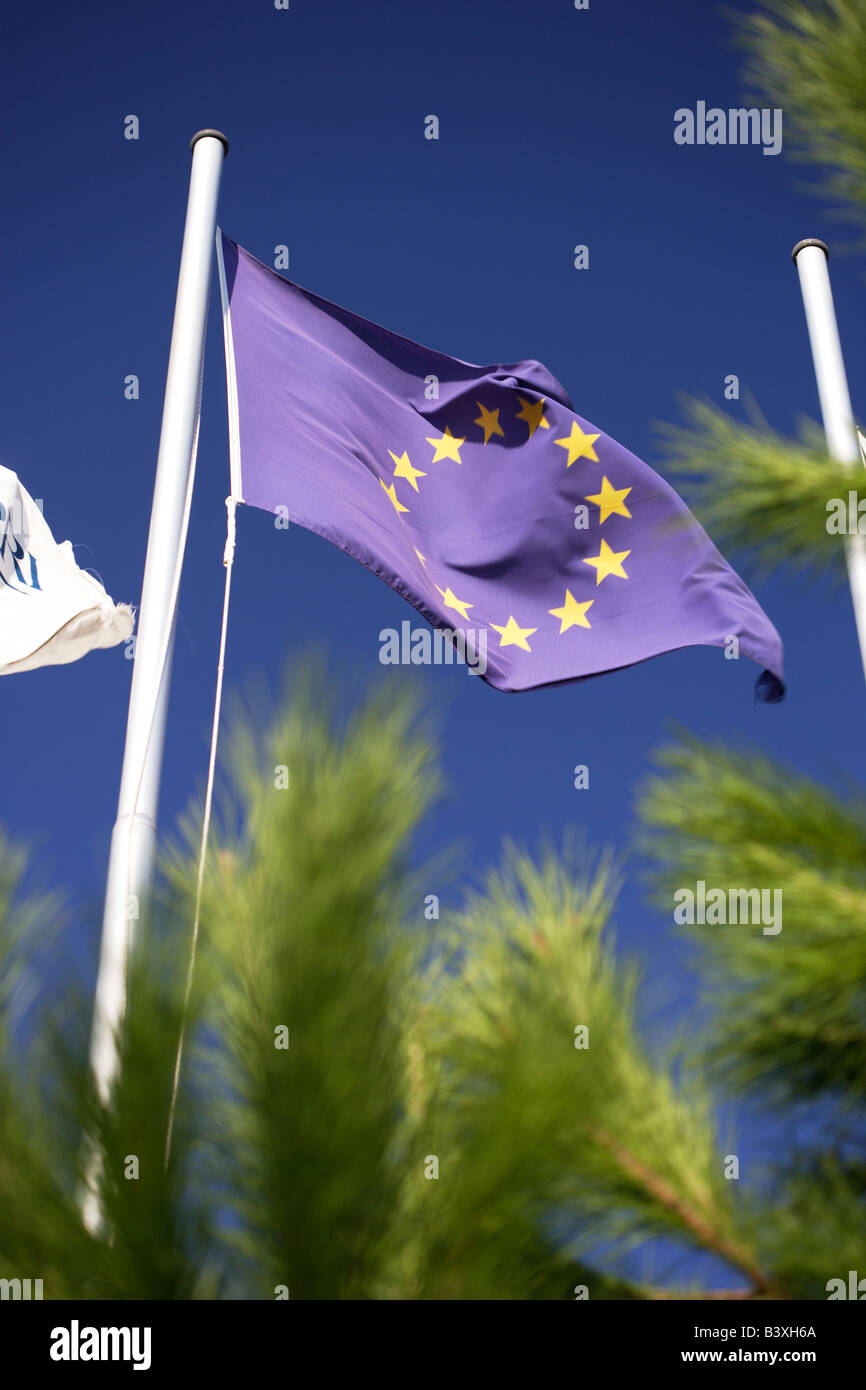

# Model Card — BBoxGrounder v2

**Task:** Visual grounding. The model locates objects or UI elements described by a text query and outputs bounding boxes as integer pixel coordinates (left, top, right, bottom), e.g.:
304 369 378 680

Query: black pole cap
190 129 229 156
792 238 828 263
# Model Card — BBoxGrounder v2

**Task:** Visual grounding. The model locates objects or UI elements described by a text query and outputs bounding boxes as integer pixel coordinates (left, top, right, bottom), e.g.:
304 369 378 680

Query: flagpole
792 238 866 683
81 129 229 1232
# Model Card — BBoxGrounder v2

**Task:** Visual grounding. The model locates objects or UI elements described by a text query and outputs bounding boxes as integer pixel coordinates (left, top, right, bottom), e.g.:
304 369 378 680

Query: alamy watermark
674 102 782 157
826 492 866 534
827 1270 866 1299
50 1321 151 1371
379 620 487 675
674 881 782 935
1 1276 43 1299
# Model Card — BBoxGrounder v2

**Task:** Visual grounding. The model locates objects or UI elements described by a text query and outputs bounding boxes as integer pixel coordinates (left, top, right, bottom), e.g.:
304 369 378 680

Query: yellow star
425 426 465 464
585 476 632 523
583 538 630 585
388 449 426 492
555 421 600 467
413 547 427 567
490 615 537 651
380 478 409 514
515 395 550 438
474 401 505 445
435 585 473 621
548 589 594 632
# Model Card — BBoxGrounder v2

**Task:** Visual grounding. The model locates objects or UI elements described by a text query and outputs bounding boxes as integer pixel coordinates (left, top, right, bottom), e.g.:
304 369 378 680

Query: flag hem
216 228 244 504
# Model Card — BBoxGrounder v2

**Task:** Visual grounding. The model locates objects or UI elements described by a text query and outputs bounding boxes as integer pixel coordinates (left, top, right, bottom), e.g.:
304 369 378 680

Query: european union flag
217 233 783 699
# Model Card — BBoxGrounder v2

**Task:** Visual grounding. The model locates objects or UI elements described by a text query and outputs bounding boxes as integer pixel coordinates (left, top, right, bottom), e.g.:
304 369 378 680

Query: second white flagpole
792 238 866 684
81 129 229 1232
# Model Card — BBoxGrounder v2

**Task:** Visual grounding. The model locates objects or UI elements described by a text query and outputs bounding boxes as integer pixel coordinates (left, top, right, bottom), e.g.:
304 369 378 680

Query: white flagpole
792 238 866 683
81 129 229 1233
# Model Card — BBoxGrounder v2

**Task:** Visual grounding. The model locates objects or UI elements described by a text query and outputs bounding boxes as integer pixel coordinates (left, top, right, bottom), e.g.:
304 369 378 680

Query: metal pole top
190 129 230 156
792 238 829 263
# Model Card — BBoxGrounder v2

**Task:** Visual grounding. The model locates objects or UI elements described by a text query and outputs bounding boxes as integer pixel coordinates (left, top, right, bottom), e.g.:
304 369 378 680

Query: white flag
0 466 134 675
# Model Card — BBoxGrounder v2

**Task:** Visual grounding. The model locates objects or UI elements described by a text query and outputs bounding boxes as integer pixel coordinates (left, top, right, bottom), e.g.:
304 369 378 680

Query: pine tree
0 664 860 1300
657 1 866 553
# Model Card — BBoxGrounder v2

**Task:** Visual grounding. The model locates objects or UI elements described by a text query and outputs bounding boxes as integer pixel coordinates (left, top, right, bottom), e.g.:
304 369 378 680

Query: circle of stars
377 390 634 659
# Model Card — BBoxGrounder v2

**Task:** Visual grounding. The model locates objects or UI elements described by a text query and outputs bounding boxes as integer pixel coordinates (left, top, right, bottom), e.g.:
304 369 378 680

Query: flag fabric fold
217 232 784 699
0 466 133 675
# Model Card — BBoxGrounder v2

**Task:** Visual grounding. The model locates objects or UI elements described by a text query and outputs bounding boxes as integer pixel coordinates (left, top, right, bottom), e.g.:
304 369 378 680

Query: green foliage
656 398 853 580
759 1157 866 1299
0 841 98 1298
88 920 214 1299
3 671 862 1301
637 735 866 1110
396 847 773 1299
178 676 440 1300
0 868 215 1299
655 5 866 583
736 0 866 233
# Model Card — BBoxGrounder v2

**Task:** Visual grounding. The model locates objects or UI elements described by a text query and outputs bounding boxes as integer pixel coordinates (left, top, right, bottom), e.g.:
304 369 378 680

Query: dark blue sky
2 0 863 1286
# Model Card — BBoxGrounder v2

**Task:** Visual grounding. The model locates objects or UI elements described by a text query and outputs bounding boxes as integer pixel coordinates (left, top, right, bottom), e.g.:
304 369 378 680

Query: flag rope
164 495 237 1168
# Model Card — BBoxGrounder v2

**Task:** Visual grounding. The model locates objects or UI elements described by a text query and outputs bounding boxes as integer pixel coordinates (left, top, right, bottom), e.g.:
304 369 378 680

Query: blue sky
3 0 864 1290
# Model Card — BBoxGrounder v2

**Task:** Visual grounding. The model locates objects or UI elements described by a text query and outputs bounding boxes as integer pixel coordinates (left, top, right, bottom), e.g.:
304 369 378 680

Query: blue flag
218 233 784 698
